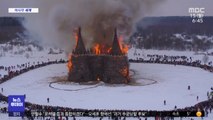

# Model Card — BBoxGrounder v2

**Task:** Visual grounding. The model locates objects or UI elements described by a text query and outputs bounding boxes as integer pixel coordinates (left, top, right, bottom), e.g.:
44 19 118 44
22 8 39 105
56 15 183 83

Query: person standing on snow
188 85 190 90
47 98 49 103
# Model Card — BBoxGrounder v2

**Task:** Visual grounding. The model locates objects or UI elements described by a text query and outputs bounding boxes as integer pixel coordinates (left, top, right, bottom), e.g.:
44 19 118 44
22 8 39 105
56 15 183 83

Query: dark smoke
0 0 166 52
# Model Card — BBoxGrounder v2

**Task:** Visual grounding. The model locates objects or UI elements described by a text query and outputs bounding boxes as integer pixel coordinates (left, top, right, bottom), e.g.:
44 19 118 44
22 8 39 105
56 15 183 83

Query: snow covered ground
1 47 213 120
0 44 66 77
0 63 212 110
1 64 213 119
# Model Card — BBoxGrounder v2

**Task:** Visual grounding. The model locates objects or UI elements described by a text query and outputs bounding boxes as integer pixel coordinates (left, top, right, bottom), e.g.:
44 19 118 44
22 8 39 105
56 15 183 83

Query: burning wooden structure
67 28 129 84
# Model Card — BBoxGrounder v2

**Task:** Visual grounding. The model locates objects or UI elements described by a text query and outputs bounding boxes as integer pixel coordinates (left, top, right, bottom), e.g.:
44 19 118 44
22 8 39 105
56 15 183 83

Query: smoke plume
0 0 165 51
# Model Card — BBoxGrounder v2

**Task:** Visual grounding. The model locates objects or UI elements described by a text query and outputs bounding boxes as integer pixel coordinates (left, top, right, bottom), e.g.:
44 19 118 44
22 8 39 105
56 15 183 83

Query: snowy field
1 46 213 120
0 63 213 110
0 44 67 77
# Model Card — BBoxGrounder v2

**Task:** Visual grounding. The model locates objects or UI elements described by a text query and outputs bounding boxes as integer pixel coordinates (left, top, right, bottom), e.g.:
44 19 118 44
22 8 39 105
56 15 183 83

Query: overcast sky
149 0 213 16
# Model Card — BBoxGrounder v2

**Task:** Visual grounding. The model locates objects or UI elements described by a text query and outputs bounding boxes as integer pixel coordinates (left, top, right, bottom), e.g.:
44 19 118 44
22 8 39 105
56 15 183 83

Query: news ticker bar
8 8 39 13
9 110 204 117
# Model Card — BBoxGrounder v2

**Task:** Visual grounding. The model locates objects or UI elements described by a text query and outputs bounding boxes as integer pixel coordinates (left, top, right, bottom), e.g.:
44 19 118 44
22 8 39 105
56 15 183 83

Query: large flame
67 31 78 72
67 54 72 72
67 30 129 72
94 44 101 55
118 36 129 54
74 31 78 49
67 31 78 71
93 44 114 55
73 28 128 55
91 36 129 55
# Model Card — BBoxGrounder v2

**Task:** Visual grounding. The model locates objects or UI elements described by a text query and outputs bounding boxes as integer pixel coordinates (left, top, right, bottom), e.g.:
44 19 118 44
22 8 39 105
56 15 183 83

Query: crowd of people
0 59 67 84
129 54 213 73
0 54 213 120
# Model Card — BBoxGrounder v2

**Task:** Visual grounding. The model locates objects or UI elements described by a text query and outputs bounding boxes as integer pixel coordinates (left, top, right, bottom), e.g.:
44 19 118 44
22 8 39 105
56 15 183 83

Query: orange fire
118 36 129 54
92 36 129 55
73 28 128 55
107 47 112 53
74 32 78 49
93 44 114 54
67 54 72 72
94 44 101 55
74 33 78 41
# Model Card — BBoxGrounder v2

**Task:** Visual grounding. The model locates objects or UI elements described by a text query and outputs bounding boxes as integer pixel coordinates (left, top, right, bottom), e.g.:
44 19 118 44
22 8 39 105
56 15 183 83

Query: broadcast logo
8 95 25 117
189 8 205 23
